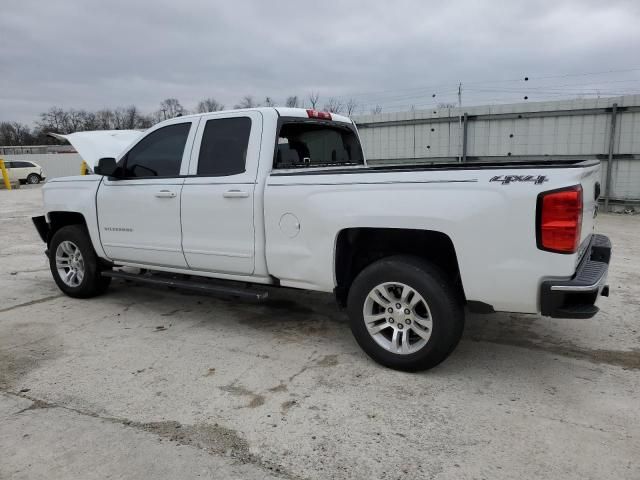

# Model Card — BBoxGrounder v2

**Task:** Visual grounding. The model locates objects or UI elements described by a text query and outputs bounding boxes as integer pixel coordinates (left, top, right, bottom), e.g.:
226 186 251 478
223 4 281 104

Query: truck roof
173 107 353 124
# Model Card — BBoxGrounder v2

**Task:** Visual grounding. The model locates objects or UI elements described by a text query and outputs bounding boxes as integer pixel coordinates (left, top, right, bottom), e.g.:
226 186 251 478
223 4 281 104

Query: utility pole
458 82 463 162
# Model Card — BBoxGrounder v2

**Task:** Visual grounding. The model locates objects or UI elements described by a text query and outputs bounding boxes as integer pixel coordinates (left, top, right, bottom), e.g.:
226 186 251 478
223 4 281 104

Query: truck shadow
463 312 640 370
109 281 639 371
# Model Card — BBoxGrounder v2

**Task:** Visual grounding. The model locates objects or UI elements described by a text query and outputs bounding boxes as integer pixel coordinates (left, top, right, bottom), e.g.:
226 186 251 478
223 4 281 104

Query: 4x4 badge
490 175 548 185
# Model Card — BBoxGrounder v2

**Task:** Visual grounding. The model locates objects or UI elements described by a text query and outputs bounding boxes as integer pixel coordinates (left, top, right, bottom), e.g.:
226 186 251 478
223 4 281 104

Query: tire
26 174 41 184
49 225 111 298
347 255 464 371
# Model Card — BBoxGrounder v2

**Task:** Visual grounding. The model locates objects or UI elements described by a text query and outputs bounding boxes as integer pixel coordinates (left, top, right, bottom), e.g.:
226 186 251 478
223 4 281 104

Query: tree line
0 93 383 146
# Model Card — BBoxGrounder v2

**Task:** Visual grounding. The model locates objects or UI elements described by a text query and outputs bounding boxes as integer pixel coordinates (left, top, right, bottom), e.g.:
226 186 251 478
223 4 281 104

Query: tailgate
578 163 601 255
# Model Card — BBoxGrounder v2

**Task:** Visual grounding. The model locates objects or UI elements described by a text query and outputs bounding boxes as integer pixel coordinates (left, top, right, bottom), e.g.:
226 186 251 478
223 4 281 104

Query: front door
96 119 198 268
181 111 262 275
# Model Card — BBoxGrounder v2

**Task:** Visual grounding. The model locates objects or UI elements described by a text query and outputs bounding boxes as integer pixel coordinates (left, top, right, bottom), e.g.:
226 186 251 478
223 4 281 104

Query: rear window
275 122 363 169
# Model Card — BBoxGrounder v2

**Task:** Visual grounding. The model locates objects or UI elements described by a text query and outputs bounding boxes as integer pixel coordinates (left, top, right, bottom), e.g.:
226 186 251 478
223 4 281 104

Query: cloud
1 0 639 124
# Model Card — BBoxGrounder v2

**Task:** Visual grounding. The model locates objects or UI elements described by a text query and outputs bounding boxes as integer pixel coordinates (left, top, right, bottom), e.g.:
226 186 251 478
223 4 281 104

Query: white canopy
48 130 144 168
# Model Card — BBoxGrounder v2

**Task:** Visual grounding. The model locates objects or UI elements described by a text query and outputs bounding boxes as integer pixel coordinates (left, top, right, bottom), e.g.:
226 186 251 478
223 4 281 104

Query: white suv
5 160 45 184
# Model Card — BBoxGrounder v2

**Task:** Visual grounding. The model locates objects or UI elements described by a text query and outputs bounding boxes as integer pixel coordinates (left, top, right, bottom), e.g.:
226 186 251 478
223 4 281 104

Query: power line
327 67 640 102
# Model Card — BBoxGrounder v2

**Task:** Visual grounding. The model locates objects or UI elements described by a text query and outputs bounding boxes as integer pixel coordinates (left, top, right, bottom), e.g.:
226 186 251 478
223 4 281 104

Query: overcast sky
1 0 639 124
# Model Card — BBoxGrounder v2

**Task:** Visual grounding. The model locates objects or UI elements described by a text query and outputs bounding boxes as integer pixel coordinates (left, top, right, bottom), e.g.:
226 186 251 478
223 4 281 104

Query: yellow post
0 158 11 190
80 160 88 175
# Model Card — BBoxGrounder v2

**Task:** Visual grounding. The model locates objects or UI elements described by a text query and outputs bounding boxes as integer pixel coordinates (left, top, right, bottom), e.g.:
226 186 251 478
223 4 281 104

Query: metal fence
1 153 82 180
354 95 640 205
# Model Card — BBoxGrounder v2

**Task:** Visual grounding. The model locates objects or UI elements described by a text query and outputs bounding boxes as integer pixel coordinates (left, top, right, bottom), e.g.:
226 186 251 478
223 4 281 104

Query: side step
102 270 268 301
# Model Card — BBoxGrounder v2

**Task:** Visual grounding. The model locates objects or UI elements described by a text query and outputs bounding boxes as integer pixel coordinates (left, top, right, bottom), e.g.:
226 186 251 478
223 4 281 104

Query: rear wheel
347 255 464 371
26 173 41 184
49 225 111 298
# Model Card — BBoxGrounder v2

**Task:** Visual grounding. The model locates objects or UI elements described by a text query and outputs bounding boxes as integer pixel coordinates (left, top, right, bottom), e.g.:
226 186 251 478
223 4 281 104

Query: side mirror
94 157 117 176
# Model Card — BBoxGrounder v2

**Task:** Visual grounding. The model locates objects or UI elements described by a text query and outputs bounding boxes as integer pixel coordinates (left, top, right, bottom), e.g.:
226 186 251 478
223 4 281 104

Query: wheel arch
334 227 465 306
46 211 88 244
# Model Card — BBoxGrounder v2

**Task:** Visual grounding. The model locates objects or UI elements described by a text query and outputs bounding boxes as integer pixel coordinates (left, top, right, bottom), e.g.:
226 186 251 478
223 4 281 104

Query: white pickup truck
32 107 612 371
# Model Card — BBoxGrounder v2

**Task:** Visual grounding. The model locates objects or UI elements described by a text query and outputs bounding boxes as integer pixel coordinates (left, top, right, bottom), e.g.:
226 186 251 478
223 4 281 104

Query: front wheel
49 225 111 298
26 174 41 184
347 255 464 371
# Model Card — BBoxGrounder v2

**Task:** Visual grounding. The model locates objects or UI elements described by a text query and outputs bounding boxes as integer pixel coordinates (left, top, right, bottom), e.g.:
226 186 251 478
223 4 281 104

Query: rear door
10 161 30 181
96 118 199 268
181 111 262 274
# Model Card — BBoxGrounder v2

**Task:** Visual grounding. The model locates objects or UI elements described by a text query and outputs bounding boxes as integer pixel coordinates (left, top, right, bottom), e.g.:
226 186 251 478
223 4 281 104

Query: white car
5 160 45 184
32 107 611 371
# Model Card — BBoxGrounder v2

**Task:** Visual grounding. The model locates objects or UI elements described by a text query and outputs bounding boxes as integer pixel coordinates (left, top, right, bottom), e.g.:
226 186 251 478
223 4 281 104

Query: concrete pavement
1 185 639 479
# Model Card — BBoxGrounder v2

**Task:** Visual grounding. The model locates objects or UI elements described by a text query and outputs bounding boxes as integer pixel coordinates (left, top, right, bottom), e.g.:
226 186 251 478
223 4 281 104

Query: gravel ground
1 185 639 480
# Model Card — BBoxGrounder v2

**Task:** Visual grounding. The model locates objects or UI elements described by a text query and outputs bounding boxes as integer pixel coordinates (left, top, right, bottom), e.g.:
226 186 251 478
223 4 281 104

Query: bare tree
307 91 320 109
95 109 115 130
263 97 276 107
92 106 151 130
197 98 225 113
2 104 155 146
370 105 383 115
346 98 359 116
136 113 154 129
158 98 186 119
111 108 128 129
285 95 299 108
323 97 344 114
37 107 69 133
66 109 88 132
0 122 33 145
234 95 258 109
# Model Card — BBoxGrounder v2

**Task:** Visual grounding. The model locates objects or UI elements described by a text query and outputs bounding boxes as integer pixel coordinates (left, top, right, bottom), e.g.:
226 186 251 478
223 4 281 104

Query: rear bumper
540 234 611 319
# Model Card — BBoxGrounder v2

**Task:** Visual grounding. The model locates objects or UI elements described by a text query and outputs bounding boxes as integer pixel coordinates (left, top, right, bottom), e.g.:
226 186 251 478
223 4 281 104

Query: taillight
536 185 583 254
306 109 332 120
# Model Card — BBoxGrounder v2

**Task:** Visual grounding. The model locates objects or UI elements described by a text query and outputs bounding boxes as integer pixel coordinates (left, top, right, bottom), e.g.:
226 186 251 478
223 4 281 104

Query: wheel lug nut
405 319 411 324
396 303 401 309
388 318 394 323
388 307 393 313
404 308 410 314
398 324 404 329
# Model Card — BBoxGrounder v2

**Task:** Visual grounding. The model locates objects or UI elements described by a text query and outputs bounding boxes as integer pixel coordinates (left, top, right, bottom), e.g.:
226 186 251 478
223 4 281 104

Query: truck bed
271 159 600 176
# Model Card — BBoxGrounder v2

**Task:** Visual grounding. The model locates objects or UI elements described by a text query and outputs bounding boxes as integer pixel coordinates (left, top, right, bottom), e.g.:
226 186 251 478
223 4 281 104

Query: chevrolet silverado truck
32 107 612 371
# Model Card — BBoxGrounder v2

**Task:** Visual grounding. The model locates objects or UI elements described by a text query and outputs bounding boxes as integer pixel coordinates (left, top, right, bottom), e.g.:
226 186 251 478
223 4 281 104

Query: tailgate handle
223 190 249 198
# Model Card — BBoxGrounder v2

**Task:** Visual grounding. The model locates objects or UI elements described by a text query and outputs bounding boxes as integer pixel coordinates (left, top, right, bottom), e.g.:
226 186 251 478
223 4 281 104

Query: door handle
223 190 249 198
155 190 176 198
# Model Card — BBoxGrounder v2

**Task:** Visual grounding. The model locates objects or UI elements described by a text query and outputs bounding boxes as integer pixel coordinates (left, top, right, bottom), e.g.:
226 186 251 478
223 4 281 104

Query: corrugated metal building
354 95 640 203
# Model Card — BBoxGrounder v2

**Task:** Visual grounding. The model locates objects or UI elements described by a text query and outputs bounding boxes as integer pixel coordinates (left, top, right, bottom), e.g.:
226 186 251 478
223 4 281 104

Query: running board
102 270 268 301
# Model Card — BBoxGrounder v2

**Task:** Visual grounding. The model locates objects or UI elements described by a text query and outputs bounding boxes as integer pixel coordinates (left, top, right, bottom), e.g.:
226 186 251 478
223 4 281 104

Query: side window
123 123 191 178
197 117 251 176
4 162 13 168
14 161 29 168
